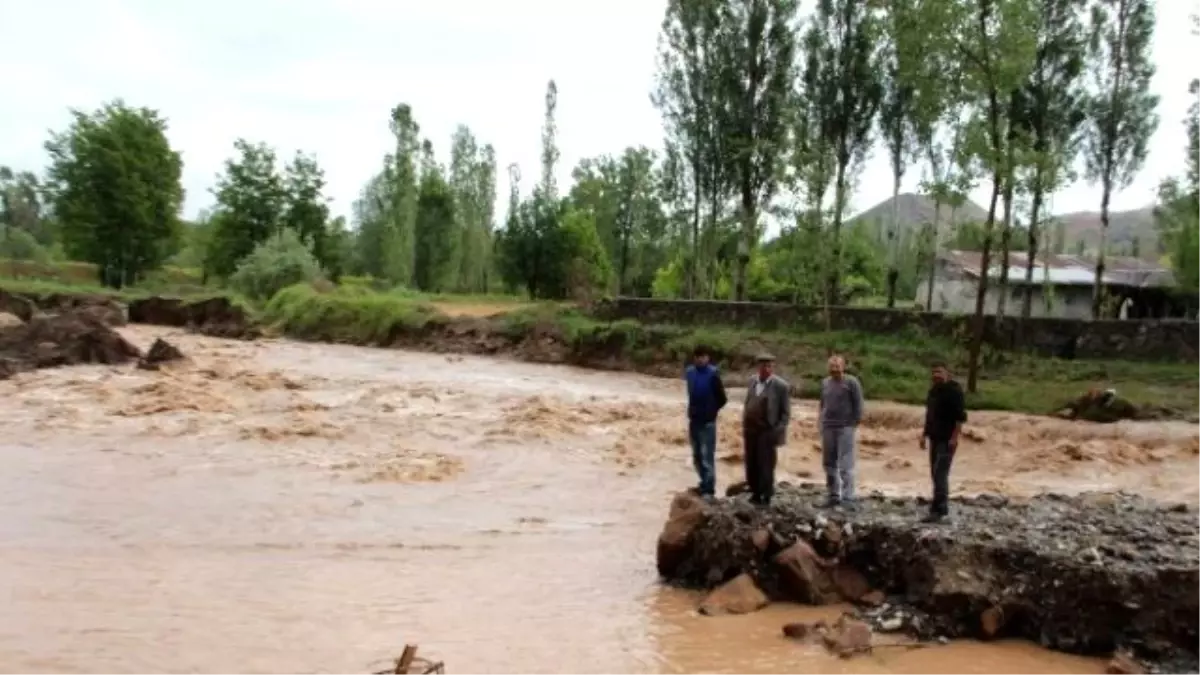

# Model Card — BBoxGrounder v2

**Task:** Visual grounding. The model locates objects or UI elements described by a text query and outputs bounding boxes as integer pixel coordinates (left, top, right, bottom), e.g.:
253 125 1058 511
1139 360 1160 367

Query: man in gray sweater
818 354 864 508
742 353 791 507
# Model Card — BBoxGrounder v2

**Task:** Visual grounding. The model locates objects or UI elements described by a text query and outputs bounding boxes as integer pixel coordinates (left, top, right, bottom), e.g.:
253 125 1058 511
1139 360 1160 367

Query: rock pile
656 483 1198 672
0 310 142 379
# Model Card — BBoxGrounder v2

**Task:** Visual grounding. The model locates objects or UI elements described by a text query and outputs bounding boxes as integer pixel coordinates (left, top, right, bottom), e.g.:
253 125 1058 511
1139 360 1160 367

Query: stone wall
595 298 1199 362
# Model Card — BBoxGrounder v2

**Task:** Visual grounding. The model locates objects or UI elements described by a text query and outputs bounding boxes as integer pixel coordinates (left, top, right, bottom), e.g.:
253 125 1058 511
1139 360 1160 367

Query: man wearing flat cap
742 353 791 506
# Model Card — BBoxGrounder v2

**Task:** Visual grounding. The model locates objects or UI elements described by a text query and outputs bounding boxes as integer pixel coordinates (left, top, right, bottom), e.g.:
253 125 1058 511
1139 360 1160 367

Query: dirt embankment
1 289 258 339
656 485 1199 673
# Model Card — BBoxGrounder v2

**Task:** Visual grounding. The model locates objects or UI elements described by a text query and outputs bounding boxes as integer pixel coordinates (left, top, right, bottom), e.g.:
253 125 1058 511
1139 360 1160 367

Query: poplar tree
1083 0 1159 317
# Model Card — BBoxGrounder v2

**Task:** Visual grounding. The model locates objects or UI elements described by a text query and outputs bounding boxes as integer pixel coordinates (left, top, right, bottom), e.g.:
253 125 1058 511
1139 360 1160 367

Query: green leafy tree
879 0 919 307
228 227 324 301
559 208 615 301
1083 0 1159 317
1154 77 1200 293
0 227 49 263
282 151 333 270
810 0 883 307
448 126 497 292
1016 0 1088 319
569 147 667 296
43 100 184 287
413 164 458 292
715 0 799 300
383 104 422 286
653 0 732 297
927 0 1038 392
204 139 286 280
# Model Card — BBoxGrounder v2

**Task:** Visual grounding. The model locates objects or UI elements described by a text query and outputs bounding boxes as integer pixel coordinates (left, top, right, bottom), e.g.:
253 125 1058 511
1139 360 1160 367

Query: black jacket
924 380 967 442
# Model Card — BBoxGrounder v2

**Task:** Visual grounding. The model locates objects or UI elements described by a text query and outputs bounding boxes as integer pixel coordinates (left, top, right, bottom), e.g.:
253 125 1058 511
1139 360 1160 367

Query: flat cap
755 352 776 362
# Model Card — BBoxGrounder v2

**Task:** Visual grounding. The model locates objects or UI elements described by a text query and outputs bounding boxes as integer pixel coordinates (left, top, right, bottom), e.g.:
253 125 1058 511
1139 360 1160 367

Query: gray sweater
819 375 864 428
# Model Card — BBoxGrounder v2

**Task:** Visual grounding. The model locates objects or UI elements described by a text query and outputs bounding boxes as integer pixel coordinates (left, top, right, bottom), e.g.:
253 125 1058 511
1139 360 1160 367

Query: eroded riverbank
1 327 1195 672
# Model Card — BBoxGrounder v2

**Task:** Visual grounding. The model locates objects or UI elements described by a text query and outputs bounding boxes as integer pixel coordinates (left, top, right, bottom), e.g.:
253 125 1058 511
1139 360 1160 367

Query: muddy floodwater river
2 328 1196 674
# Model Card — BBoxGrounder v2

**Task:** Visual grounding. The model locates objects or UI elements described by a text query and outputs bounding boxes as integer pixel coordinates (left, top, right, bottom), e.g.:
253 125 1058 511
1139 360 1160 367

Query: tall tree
716 0 799 300
413 161 458 292
204 139 286 280
448 126 494 292
1153 76 1200 294
540 80 560 202
282 151 334 270
811 0 883 307
385 103 422 286
1017 0 1088 320
653 0 732 298
879 0 919 308
1082 0 1158 317
43 100 184 288
940 0 1038 393
353 162 394 280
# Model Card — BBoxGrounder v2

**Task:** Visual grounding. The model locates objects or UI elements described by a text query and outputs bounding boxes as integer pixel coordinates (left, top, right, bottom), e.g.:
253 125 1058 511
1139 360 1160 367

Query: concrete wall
595 297 1200 362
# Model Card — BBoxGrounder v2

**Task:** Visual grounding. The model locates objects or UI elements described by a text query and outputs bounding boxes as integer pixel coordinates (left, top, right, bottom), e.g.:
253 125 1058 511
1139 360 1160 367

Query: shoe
921 512 945 524
818 497 842 509
841 499 858 512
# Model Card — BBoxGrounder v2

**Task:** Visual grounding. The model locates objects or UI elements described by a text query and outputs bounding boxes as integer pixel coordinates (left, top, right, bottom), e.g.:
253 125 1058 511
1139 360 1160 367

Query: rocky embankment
657 484 1199 673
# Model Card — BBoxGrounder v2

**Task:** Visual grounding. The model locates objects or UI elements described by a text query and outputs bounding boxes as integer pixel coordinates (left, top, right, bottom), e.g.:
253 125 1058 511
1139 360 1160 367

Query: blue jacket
686 364 728 424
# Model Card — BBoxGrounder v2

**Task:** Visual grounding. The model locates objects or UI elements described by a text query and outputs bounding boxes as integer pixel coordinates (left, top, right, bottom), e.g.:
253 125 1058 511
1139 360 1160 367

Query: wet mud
0 310 142 380
657 485 1199 673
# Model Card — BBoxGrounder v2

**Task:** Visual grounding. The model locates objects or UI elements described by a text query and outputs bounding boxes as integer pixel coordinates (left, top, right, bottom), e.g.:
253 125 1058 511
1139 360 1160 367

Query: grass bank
261 284 1199 419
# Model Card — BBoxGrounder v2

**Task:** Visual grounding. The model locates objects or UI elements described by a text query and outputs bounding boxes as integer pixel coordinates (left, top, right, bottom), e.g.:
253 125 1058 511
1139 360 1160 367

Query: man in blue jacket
685 345 728 497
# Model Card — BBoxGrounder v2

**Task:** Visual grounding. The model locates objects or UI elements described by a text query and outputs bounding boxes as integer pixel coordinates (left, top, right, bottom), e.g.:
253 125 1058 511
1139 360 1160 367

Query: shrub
229 228 324 301
262 283 443 344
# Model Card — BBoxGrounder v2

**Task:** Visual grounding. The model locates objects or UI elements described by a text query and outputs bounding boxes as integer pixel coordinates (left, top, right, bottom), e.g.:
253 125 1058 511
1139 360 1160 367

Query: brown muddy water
1 327 1196 674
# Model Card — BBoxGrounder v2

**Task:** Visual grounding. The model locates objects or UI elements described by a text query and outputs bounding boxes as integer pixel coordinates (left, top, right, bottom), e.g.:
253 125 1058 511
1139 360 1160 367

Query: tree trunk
885 176 901 308
830 160 848 314
1092 180 1111 318
1021 181 1045 320
618 224 630 296
687 181 701 299
996 173 1014 323
734 188 754 302
925 197 942 311
967 176 1001 394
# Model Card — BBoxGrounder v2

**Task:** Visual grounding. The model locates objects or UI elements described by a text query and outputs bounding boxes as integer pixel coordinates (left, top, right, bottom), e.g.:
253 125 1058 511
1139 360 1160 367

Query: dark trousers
688 420 717 496
929 440 956 515
742 428 778 504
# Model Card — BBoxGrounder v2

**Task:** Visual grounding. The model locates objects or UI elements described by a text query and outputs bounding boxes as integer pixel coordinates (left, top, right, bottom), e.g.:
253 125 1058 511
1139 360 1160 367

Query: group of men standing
684 346 967 522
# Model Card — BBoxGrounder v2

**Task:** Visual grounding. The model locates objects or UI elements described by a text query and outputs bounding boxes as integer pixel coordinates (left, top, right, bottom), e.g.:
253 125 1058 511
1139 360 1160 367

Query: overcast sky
1 0 1195 227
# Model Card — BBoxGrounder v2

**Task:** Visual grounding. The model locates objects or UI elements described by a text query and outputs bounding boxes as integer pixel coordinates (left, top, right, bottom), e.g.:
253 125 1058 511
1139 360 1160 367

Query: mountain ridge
847 192 1158 257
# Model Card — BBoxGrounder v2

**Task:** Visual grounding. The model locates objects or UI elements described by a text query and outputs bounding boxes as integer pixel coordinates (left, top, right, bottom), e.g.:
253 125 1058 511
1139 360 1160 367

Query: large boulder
698 573 769 616
656 492 708 578
773 539 839 605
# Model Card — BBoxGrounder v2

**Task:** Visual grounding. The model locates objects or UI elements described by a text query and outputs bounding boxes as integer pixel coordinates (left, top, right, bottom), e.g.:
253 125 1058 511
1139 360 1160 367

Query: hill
847 193 1158 258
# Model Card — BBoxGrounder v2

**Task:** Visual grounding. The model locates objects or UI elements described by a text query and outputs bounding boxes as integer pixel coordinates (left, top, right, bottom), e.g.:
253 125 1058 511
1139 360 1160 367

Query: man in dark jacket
685 345 728 497
742 353 790 506
920 361 967 522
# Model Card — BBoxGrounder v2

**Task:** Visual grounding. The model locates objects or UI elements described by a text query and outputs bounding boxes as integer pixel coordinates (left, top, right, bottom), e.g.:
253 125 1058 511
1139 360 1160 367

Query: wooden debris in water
373 644 445 675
